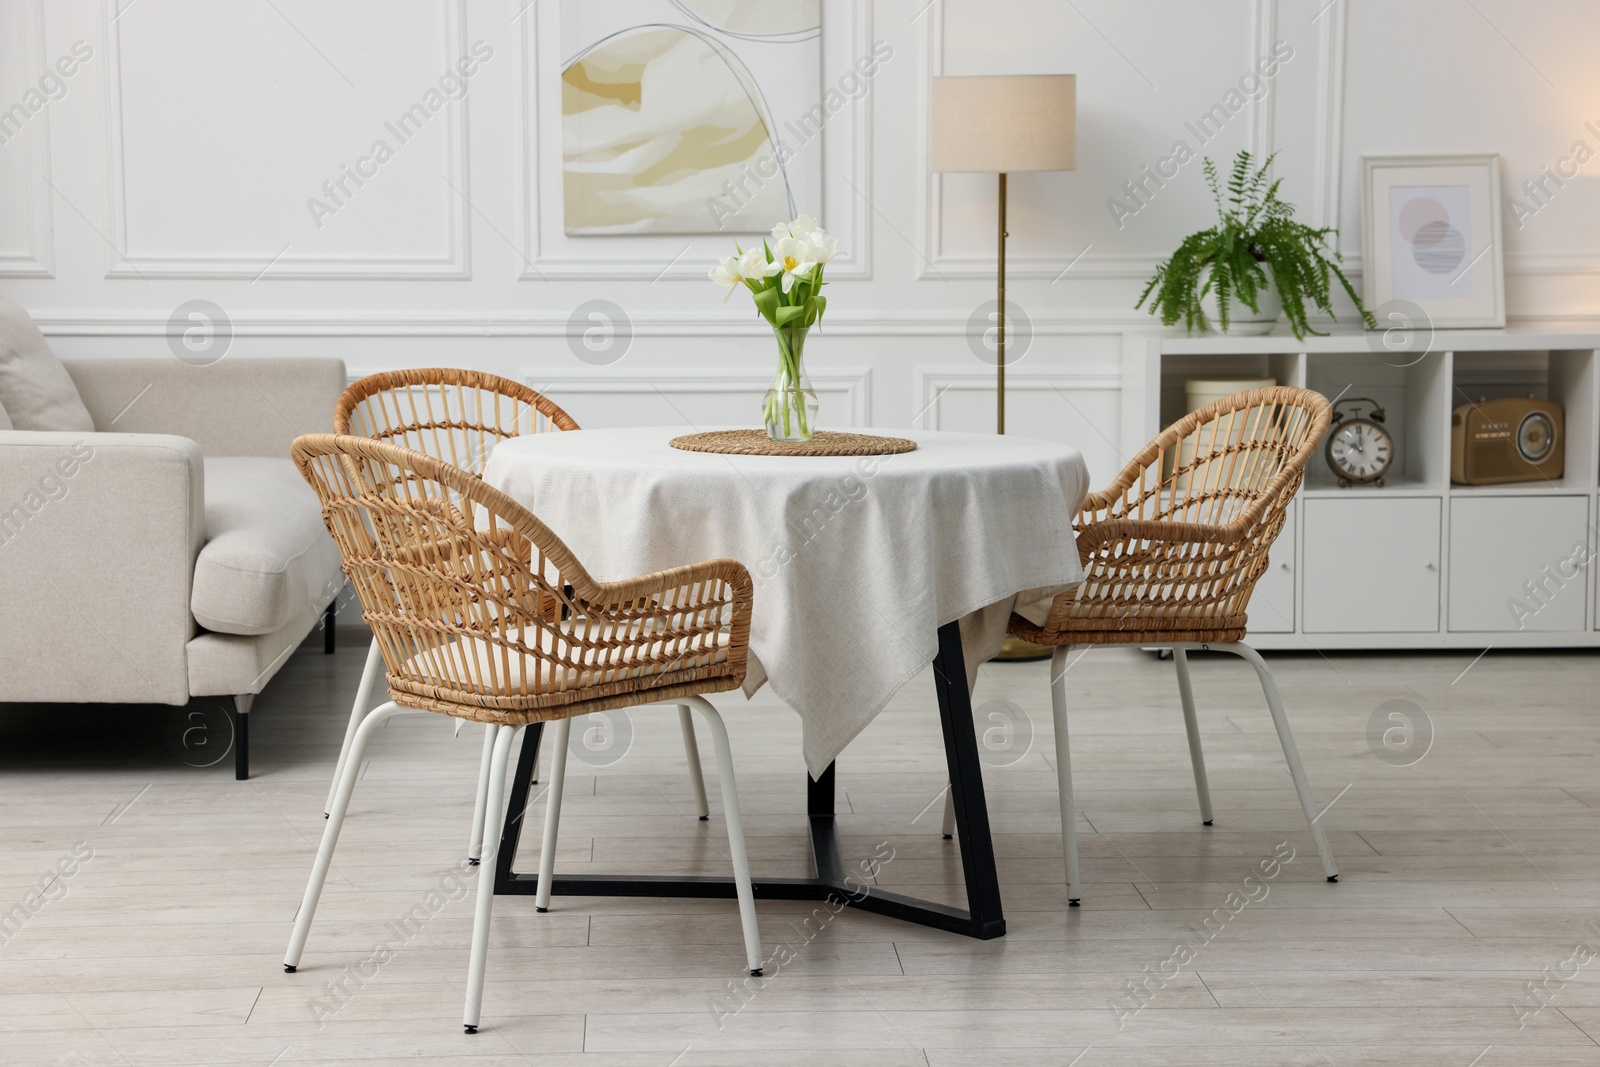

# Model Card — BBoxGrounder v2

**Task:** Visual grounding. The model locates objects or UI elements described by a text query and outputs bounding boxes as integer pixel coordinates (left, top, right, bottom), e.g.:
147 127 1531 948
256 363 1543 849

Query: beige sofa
0 354 347 778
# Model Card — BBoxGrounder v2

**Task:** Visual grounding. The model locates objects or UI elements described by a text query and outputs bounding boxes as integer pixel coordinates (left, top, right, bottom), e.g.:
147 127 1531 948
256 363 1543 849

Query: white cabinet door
1303 498 1441 633
1449 496 1590 632
1246 502 1296 632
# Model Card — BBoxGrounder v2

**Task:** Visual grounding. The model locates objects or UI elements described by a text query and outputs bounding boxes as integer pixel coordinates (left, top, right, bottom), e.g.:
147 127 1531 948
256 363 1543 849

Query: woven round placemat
670 429 917 457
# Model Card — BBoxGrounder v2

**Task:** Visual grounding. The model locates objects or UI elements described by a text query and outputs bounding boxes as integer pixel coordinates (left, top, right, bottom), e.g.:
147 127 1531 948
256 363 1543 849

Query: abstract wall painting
560 0 822 235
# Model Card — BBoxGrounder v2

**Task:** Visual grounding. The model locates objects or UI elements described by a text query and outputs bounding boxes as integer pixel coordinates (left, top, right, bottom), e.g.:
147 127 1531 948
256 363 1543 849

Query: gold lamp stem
997 171 1008 435
992 171 1049 662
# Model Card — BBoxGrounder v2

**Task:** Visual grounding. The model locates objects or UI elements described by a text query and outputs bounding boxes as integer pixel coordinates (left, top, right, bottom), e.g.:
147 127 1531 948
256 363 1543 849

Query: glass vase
763 324 818 443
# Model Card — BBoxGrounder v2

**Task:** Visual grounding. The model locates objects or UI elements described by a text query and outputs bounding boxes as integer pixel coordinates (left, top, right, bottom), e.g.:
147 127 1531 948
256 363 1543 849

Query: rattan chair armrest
565 558 754 678
587 558 753 611
1076 485 1127 515
1076 468 1304 550
580 559 753 638
1078 468 1304 546
488 506 753 648
1077 434 1177 516
1073 515 1245 558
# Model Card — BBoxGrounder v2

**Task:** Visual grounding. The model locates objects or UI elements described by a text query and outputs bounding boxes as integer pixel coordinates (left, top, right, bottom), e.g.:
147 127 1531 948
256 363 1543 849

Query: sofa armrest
0 431 204 704
63 357 346 458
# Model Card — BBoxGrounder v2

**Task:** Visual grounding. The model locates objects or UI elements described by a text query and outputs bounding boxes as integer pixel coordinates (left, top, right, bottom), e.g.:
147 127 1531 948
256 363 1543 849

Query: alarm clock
1325 398 1394 487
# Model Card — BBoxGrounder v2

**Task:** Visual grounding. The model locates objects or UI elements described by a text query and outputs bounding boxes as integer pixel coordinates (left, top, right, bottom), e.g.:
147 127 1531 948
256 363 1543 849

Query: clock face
1326 418 1394 482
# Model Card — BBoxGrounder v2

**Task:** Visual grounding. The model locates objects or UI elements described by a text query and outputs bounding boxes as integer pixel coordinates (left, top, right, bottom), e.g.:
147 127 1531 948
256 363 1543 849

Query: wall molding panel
1249 0 1278 164
912 365 1122 428
1310 0 1346 232
100 0 470 280
0 0 55 278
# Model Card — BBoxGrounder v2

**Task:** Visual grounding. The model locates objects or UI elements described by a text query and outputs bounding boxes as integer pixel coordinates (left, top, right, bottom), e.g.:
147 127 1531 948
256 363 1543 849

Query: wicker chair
328 369 716 867
283 434 761 1033
1009 386 1339 906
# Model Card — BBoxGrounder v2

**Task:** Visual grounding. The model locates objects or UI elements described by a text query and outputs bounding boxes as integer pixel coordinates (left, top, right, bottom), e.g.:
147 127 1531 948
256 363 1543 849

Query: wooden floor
4 632 1600 1065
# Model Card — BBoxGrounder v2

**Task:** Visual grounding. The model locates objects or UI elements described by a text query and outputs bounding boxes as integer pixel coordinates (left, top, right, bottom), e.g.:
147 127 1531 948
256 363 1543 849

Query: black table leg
806 763 846 888
930 620 1005 933
807 762 835 817
493 722 544 874
493 621 1006 939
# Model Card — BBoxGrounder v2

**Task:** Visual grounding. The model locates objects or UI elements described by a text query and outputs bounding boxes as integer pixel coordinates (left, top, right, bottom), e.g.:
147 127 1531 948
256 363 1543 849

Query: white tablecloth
483 428 1090 775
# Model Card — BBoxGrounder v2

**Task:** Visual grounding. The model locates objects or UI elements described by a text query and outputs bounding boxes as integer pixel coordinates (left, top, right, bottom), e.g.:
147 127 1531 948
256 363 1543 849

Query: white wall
2 0 1596 487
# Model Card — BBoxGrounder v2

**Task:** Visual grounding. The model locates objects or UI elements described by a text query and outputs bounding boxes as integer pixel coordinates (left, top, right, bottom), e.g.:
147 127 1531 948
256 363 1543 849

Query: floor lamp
930 75 1077 433
931 75 1076 661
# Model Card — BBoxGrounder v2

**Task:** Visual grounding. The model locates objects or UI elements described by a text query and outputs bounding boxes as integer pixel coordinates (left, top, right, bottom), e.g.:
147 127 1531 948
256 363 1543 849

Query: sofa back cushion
64 357 346 457
0 298 94 431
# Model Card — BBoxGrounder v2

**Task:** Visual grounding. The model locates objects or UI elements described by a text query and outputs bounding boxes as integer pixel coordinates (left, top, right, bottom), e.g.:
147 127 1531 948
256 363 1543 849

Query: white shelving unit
1122 327 1600 650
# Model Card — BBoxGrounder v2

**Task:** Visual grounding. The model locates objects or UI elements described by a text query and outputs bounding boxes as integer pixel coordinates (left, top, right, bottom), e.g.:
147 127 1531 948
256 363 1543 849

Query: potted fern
1137 151 1374 338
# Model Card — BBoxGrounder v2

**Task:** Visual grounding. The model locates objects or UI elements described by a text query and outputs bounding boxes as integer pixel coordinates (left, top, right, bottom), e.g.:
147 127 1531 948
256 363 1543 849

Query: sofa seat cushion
192 457 344 636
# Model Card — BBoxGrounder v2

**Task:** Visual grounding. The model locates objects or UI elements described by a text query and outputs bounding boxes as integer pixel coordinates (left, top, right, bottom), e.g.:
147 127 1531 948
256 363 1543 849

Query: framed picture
559 0 822 236
1361 155 1505 328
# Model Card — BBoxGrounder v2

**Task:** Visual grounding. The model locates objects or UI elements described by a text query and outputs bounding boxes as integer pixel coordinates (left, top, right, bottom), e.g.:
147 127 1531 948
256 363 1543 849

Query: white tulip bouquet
709 215 841 442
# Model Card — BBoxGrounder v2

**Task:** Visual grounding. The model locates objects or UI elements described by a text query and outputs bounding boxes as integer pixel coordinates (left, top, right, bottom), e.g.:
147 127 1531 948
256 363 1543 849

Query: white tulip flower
771 214 821 241
736 246 778 280
708 255 741 288
772 237 818 293
803 231 839 265
708 248 779 301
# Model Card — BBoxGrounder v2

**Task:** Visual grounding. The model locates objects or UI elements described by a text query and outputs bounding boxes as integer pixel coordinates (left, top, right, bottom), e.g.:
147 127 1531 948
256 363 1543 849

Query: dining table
481 426 1090 938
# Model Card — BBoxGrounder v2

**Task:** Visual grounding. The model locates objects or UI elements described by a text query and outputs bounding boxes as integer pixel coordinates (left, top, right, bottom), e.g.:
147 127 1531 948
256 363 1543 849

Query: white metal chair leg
1215 642 1338 882
286 700 411 971
534 717 572 912
464 724 519 1034
467 723 497 864
1172 647 1215 826
1049 647 1081 907
941 790 955 839
685 696 764 975
325 640 383 816
677 704 710 820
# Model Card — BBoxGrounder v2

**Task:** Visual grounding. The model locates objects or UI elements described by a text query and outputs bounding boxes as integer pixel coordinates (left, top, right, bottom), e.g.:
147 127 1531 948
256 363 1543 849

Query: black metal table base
493 620 1006 940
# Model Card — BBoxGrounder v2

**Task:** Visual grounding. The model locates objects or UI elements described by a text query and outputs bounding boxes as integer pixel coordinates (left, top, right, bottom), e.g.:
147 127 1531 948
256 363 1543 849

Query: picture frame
559 0 823 236
1361 154 1505 328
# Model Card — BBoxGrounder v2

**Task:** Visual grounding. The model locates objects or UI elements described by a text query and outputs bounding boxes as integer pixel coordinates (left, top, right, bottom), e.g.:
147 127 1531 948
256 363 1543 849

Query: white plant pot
1201 262 1283 336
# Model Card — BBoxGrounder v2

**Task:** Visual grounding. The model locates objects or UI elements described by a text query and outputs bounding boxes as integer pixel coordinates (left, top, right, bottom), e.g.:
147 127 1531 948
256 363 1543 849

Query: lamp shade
929 75 1076 173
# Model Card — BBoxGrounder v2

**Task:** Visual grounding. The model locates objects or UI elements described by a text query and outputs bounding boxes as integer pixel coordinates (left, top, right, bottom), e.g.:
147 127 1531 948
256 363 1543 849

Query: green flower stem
769 325 809 438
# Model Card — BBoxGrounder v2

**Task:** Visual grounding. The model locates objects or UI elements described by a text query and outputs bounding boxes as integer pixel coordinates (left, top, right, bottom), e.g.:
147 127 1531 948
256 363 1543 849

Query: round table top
483 427 1090 774
488 426 1084 479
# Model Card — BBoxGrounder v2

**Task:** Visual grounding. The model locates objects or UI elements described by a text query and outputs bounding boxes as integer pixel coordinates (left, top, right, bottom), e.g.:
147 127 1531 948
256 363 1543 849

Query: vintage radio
1450 397 1564 485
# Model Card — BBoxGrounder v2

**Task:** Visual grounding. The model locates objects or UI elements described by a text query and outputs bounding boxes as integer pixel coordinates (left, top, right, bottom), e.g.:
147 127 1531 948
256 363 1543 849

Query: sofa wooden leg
233 694 254 780
323 601 337 655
